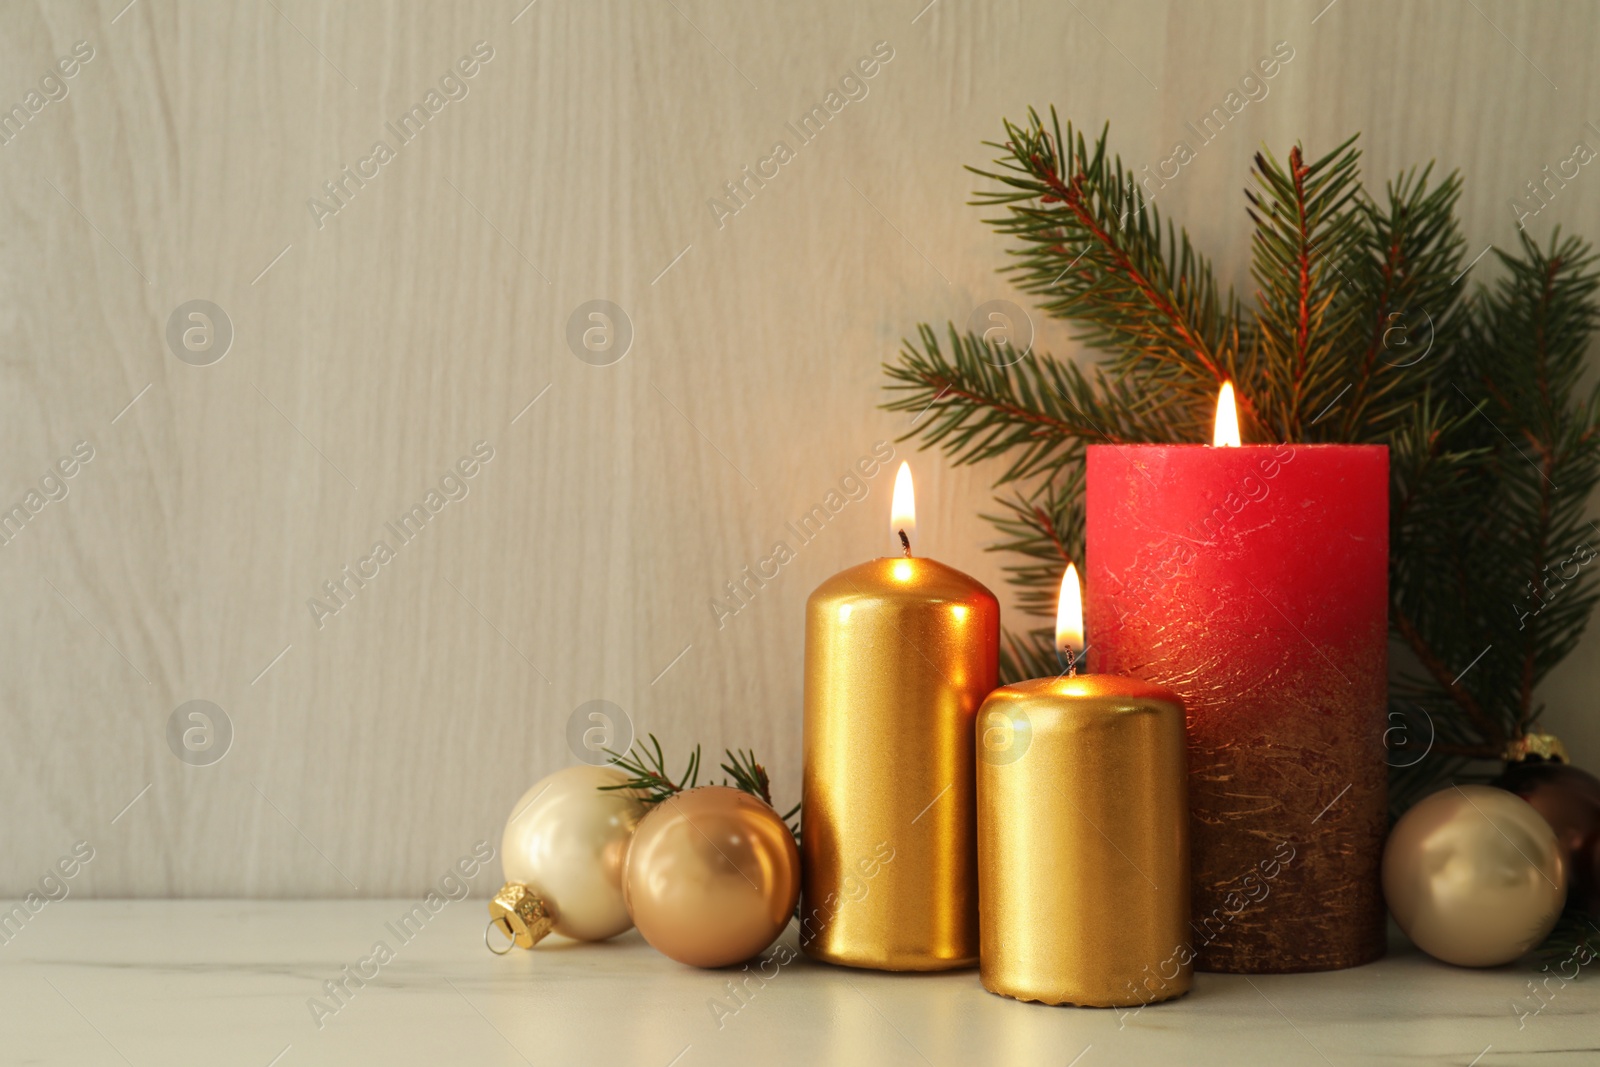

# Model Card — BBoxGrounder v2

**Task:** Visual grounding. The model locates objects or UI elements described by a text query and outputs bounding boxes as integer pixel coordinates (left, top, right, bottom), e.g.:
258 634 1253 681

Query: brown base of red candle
1185 692 1388 974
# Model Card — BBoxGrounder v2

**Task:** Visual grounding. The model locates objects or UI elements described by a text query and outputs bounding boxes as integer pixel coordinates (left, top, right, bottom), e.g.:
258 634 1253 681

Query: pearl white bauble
1383 784 1567 967
500 765 645 941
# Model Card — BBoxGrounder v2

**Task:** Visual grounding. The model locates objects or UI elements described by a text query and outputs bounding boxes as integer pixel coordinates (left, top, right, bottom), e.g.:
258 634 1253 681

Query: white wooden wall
3 0 1597 896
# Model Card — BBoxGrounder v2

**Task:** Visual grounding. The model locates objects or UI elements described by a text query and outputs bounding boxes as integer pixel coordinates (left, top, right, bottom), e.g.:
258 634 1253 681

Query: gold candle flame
890 461 916 555
1212 380 1242 447
1055 563 1084 658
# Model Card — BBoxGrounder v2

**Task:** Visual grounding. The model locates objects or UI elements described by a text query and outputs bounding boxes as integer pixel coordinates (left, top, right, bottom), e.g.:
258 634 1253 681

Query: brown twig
1391 601 1507 750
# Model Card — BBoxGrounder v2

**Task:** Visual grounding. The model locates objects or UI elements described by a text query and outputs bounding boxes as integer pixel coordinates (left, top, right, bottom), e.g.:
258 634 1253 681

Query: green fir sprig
599 733 702 805
1532 907 1600 966
600 733 801 840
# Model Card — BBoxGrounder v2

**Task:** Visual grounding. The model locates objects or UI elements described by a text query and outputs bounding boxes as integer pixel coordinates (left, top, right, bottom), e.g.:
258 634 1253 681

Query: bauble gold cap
485 882 556 954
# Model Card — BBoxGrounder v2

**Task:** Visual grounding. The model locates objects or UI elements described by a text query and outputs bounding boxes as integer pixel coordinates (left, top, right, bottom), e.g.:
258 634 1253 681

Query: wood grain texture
1 0 1596 896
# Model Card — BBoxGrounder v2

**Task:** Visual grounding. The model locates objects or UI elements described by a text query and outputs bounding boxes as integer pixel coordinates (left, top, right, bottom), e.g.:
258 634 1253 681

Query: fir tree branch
722 748 801 837
1459 231 1600 735
983 474 1082 619
602 735 801 840
999 627 1064 686
1051 169 1225 381
969 110 1243 406
884 325 1177 486
1532 908 1600 964
1390 600 1507 750
1335 165 1467 439
600 734 701 805
1244 136 1366 441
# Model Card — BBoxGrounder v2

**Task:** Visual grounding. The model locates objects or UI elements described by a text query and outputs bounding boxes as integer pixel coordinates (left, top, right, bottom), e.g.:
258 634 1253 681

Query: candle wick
1057 647 1078 678
898 529 912 557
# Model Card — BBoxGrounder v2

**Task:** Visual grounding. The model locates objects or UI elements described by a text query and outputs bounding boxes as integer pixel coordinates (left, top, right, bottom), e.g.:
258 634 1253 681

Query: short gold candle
801 554 999 970
976 674 1191 1007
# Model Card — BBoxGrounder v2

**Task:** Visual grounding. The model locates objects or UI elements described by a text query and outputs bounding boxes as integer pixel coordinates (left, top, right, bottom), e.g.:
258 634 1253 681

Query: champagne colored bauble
623 786 800 968
500 765 645 942
1383 785 1568 967
1494 760 1600 915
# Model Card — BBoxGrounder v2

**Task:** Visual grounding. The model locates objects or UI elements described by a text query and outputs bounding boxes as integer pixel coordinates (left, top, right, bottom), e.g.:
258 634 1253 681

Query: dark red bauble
1493 761 1600 915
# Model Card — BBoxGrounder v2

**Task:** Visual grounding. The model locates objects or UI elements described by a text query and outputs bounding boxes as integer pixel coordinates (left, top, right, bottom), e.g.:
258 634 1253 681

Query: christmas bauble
623 785 800 968
1494 760 1600 915
499 765 645 942
1383 785 1568 967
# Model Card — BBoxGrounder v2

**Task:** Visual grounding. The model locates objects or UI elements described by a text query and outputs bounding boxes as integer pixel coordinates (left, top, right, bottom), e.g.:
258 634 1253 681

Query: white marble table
2 901 1595 1066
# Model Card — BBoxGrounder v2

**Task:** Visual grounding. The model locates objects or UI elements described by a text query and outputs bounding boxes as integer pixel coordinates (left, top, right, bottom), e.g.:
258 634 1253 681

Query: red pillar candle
1084 384 1388 974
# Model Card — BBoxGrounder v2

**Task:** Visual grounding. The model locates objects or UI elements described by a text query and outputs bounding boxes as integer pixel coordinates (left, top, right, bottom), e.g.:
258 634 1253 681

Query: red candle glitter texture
1085 384 1388 973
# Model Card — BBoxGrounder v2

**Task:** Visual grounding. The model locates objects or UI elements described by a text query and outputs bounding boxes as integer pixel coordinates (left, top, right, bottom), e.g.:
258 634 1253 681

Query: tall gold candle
800 464 1000 970
977 566 1191 1007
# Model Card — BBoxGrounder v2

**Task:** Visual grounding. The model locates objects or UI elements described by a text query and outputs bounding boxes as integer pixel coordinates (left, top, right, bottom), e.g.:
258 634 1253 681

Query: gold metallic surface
801 557 999 971
623 786 801 968
1382 785 1568 967
1503 733 1570 764
976 675 1191 1007
487 882 556 950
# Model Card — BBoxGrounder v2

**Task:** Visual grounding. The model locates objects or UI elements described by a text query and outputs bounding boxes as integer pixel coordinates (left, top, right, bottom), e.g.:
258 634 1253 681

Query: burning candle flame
891 462 916 556
1213 381 1242 448
1056 563 1084 657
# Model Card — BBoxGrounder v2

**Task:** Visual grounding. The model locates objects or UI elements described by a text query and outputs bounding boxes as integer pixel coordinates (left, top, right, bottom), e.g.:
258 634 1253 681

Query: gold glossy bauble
500 765 645 942
1383 785 1567 967
623 786 800 968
